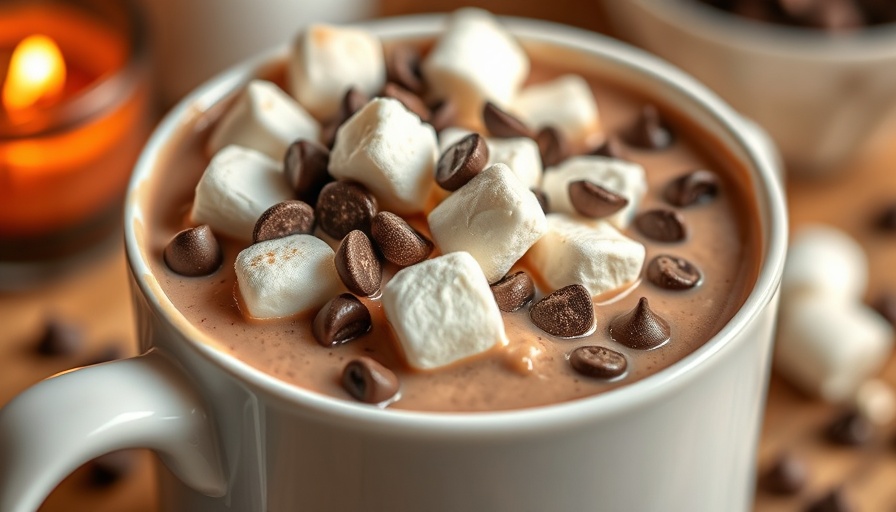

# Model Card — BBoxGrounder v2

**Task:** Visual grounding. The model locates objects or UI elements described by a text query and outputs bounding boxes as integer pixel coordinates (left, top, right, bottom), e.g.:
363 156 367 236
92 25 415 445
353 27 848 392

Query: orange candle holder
0 0 152 267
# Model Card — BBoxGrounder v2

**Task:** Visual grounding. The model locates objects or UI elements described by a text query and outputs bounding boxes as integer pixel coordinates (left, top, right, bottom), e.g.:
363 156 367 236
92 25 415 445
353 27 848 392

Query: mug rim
124 13 787 434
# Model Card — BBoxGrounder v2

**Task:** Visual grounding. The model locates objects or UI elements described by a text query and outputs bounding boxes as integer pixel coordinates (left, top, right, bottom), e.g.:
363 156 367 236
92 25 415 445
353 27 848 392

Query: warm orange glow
2 34 66 113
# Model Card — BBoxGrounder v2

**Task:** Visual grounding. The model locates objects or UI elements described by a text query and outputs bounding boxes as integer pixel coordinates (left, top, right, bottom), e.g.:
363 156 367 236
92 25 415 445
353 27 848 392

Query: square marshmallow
512 75 602 149
382 251 508 369
428 163 547 283
190 145 294 241
527 214 645 298
330 97 438 214
207 79 320 162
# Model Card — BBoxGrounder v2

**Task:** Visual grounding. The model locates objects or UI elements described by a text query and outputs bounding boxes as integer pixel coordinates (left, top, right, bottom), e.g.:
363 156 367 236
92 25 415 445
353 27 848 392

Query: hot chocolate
139 9 762 412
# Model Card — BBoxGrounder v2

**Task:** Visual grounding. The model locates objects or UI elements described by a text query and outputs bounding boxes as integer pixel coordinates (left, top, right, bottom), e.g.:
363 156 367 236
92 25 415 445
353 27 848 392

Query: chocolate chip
872 292 896 327
335 230 382 297
536 126 570 168
664 170 720 207
529 284 595 338
428 99 457 133
35 316 83 357
252 200 316 243
313 294 372 347
624 104 673 150
483 101 533 139
490 271 535 312
370 211 433 266
635 209 687 242
609 297 671 350
87 450 136 488
316 181 378 239
436 133 490 191
759 452 807 495
826 409 873 446
163 225 222 276
341 356 399 404
322 88 370 148
532 188 550 213
382 82 430 120
874 203 896 231
590 136 627 159
569 346 628 379
805 487 853 512
568 180 629 219
646 254 702 290
284 139 331 205
386 44 424 94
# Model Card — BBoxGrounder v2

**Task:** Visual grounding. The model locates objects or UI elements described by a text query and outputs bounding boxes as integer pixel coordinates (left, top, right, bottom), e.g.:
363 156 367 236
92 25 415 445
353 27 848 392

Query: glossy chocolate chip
664 170 720 207
609 297 671 350
35 316 83 357
335 230 382 297
759 452 808 495
490 271 535 312
568 180 629 219
805 487 853 512
386 44 424 94
252 200 316 243
312 294 372 347
536 126 570 168
532 188 549 213
590 136 627 159
436 133 490 191
569 346 628 379
624 104 673 150
646 254 702 290
342 356 400 404
284 139 331 204
87 450 136 488
529 284 595 338
635 209 687 242
483 101 533 139
316 181 378 239
163 225 223 276
370 212 433 266
428 99 457 133
382 82 430 120
826 409 873 446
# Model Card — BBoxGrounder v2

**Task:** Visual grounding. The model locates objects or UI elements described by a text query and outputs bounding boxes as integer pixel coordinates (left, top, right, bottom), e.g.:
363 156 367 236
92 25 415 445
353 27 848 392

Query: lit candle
0 0 151 262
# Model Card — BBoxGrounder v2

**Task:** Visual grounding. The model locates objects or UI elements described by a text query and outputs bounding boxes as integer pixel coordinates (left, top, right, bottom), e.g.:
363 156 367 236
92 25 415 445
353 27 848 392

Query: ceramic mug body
0 15 787 512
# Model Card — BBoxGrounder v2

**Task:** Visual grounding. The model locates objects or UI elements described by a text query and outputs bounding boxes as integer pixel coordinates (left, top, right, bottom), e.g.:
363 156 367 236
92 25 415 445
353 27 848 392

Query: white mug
0 15 787 512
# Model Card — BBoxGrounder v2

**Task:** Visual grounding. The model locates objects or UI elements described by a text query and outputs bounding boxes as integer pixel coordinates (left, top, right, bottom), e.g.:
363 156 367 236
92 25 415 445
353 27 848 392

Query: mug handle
0 350 227 512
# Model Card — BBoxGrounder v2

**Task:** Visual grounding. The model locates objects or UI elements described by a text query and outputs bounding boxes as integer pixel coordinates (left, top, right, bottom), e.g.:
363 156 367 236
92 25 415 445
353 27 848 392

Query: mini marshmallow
512 74 601 149
235 234 344 319
382 251 507 369
854 379 896 425
422 8 529 126
190 145 294 241
207 80 320 162
330 98 438 214
782 225 868 302
775 294 893 402
438 128 542 189
542 156 647 229
527 214 645 298
287 24 385 120
428 163 547 283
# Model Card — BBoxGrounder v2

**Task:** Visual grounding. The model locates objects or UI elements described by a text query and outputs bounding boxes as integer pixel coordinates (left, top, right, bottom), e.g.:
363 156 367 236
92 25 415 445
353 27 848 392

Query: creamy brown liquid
140 42 762 412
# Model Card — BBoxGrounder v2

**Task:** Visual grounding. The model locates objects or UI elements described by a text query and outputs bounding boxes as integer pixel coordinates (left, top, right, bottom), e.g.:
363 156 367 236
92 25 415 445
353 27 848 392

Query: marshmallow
190 146 294 241
438 128 542 189
542 156 647 229
235 234 344 319
382 251 508 369
512 74 601 149
527 214 645 298
782 225 868 302
287 24 385 120
329 98 438 214
854 379 896 426
207 80 320 162
422 8 529 126
775 294 893 402
428 163 547 283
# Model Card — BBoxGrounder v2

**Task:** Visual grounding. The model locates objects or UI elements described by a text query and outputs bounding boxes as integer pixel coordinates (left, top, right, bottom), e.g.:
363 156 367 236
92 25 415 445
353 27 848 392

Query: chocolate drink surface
141 23 762 413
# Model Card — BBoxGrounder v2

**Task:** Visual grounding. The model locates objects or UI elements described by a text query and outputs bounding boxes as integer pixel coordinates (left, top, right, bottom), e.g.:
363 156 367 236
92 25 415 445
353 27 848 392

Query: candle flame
2 35 66 114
